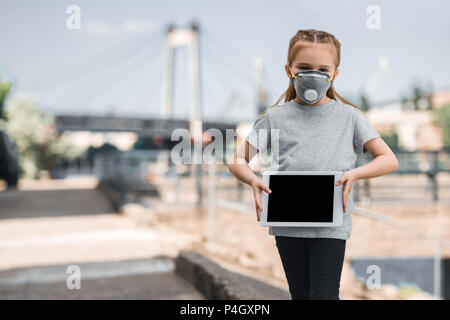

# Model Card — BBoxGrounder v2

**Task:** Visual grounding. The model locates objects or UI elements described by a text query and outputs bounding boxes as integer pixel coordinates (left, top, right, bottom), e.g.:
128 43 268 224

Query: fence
355 150 450 201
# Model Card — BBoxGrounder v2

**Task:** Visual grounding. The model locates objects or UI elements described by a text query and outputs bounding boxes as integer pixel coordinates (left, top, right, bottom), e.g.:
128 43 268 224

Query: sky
1 0 450 122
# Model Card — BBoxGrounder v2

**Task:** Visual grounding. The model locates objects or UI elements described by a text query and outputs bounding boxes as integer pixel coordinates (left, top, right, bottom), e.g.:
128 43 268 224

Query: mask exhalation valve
304 89 319 102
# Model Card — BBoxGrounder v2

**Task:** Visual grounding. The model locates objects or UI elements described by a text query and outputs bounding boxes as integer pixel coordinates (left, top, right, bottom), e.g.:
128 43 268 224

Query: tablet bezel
260 170 344 227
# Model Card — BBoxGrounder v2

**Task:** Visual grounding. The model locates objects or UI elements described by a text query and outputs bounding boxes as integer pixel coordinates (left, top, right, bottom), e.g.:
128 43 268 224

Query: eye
319 68 329 72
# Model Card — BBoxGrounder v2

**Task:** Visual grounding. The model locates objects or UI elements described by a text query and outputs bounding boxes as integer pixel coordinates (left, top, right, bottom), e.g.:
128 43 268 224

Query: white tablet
260 170 344 227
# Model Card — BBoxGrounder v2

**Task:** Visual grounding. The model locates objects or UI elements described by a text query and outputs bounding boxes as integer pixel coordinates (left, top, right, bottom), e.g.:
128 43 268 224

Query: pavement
0 256 204 300
0 177 288 300
0 178 203 299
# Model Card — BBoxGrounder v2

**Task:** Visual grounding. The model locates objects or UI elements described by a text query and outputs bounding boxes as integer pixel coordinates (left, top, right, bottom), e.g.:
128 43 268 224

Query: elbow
392 162 399 173
391 155 400 173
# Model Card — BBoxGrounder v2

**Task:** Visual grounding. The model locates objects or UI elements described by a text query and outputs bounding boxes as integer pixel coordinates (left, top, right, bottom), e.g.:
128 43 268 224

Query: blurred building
432 88 450 109
62 131 139 152
370 89 450 151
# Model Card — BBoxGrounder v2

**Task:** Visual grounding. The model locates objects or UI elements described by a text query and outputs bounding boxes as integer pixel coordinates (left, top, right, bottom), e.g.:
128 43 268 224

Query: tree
0 96 83 178
380 130 399 150
359 92 371 112
0 80 11 121
432 103 450 149
400 82 434 111
412 85 425 110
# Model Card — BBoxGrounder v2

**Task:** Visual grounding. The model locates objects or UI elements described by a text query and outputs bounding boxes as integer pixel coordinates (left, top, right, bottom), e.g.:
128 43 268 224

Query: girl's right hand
250 178 272 221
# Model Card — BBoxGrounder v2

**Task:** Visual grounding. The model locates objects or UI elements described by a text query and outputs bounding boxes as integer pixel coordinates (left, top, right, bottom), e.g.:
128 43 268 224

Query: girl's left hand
335 170 358 213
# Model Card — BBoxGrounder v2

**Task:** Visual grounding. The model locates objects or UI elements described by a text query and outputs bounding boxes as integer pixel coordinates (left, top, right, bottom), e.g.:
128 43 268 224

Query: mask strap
288 66 299 79
327 72 335 82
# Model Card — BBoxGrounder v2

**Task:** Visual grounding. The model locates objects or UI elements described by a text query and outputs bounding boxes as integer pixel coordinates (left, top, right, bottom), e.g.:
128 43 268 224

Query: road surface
0 177 203 299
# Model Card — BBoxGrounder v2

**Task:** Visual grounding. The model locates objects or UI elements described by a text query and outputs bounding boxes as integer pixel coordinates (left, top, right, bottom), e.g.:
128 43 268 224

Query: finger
342 193 346 212
262 185 272 194
336 177 346 186
256 192 263 211
343 182 352 198
257 182 271 194
255 203 261 215
343 191 349 212
255 197 262 212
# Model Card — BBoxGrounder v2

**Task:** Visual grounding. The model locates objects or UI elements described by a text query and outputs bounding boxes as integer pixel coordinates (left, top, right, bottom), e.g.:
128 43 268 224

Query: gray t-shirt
245 98 380 240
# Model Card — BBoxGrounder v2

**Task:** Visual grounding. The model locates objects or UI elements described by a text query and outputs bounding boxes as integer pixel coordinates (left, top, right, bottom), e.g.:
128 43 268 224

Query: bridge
38 22 268 138
54 115 237 137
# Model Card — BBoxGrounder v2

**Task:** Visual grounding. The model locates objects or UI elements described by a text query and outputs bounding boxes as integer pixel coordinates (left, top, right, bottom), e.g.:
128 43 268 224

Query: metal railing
356 150 450 201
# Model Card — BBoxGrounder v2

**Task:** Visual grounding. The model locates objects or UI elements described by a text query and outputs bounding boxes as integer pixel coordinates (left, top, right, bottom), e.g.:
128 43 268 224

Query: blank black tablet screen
267 174 334 222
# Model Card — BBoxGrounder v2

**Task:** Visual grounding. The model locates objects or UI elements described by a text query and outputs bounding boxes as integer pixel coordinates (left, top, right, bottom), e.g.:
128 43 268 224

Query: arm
352 137 399 179
228 137 259 185
336 137 399 212
227 138 272 221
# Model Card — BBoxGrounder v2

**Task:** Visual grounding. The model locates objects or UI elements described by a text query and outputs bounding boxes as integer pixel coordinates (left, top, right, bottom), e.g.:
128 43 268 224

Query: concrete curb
97 178 133 212
175 250 290 300
97 178 160 212
97 178 127 212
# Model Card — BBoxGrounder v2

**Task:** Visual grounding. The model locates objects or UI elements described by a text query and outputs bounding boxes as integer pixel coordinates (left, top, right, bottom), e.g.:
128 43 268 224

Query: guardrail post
237 180 244 201
207 159 216 241
363 179 371 200
427 171 438 202
354 179 360 202
434 239 442 299
174 163 180 202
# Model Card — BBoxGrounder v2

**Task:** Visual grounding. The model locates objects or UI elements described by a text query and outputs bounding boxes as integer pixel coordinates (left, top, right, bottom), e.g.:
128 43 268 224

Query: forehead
292 42 336 67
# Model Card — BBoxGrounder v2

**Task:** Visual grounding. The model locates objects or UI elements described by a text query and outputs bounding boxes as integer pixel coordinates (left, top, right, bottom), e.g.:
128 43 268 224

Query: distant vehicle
0 130 20 188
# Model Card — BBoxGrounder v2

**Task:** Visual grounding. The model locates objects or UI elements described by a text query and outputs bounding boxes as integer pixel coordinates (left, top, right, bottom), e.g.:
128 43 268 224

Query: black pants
275 236 346 300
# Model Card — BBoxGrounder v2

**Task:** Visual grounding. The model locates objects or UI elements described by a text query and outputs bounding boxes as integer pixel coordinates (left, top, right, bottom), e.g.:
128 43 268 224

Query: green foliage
0 80 11 121
133 135 167 150
431 103 450 148
86 143 120 161
0 96 83 178
380 130 399 149
397 283 421 299
401 83 433 111
358 92 371 112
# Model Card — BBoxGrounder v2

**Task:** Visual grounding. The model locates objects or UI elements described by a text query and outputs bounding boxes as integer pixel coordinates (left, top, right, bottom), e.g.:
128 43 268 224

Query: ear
332 68 340 81
284 64 292 79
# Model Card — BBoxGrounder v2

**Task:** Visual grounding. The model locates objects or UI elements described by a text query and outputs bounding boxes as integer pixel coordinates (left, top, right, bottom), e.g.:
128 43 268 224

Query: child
227 29 399 300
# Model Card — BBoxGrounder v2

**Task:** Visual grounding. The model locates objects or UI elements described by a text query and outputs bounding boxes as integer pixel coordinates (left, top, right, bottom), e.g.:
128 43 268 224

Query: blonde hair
260 29 359 116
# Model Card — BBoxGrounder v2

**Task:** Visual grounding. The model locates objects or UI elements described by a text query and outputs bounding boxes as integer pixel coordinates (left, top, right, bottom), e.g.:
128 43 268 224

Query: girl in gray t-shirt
228 29 399 300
